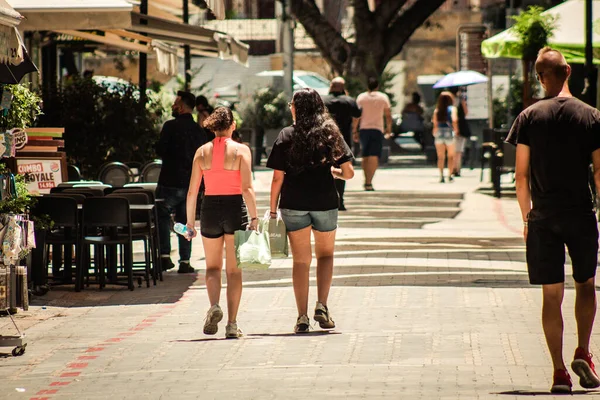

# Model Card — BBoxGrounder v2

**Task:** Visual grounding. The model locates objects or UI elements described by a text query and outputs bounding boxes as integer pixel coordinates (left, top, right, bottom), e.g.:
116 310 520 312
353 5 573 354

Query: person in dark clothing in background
449 87 471 177
322 77 361 211
156 91 209 273
196 95 216 141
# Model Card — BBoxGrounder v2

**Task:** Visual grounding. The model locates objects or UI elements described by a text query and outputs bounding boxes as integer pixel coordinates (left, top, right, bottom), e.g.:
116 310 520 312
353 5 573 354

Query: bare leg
575 277 597 352
288 226 312 316
435 144 446 178
542 283 566 370
447 144 456 177
313 229 336 306
223 234 242 323
201 236 224 306
454 151 463 174
363 156 378 185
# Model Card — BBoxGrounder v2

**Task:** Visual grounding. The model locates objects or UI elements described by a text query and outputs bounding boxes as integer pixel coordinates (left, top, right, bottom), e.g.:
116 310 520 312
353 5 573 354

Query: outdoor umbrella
433 70 488 89
0 46 37 84
481 0 600 64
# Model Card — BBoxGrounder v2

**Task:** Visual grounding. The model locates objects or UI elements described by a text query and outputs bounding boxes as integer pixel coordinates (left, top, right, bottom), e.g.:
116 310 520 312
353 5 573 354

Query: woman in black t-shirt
267 88 355 334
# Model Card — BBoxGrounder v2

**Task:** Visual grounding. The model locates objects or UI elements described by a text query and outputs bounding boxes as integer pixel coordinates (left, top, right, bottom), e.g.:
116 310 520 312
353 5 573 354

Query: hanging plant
511 6 557 107
0 84 42 131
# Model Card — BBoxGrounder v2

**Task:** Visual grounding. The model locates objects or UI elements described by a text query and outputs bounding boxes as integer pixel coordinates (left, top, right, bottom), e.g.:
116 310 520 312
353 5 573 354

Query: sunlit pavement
2 167 596 399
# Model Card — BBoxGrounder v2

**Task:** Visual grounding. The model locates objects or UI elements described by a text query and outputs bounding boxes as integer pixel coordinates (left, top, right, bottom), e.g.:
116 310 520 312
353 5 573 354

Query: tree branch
374 0 409 29
290 0 350 74
352 0 375 40
380 0 447 69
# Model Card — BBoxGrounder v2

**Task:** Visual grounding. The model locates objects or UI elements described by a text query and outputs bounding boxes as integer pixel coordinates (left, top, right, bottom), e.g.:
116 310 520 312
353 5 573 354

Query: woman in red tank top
185 107 258 339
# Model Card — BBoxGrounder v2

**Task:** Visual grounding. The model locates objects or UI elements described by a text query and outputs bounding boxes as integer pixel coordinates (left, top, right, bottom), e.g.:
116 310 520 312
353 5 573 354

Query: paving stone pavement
1 168 598 399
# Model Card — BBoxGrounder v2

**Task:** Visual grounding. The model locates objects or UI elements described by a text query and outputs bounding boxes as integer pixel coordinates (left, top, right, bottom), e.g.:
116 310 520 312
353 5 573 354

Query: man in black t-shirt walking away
323 77 361 211
156 91 209 273
506 47 600 394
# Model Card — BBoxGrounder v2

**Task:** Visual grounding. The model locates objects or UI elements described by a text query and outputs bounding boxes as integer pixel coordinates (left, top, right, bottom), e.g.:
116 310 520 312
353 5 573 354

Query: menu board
16 157 63 195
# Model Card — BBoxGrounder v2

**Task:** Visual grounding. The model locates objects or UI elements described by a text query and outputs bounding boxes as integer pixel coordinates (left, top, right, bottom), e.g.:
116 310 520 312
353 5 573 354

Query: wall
83 56 172 86
398 9 483 96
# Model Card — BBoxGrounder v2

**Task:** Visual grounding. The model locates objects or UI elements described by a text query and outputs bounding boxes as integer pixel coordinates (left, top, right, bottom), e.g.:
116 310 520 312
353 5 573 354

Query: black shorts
526 212 598 285
200 195 248 239
359 129 384 157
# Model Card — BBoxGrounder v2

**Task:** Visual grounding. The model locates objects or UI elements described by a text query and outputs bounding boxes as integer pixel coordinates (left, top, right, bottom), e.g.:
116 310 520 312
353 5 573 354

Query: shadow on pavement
496 389 599 396
174 337 262 342
29 273 198 308
247 331 341 337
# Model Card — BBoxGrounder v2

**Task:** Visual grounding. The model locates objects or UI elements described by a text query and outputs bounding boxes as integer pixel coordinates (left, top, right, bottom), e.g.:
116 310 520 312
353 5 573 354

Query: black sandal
364 184 375 191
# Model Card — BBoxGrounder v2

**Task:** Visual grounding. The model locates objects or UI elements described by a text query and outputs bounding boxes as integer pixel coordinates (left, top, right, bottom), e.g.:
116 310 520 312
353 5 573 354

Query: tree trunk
290 0 447 84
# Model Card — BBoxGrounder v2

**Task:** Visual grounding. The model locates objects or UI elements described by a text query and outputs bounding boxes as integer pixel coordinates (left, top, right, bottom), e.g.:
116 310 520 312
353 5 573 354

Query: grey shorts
454 135 467 152
280 208 338 232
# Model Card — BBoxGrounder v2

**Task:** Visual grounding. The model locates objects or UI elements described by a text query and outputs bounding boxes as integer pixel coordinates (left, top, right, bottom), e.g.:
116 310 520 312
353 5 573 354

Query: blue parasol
432 70 488 89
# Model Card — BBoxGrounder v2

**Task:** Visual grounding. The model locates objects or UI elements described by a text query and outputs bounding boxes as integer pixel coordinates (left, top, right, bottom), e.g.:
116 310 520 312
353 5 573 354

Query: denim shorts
280 208 338 232
435 127 454 146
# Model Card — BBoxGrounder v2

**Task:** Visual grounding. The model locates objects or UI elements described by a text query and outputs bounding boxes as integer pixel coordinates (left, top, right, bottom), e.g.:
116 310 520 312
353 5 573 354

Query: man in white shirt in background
354 77 393 191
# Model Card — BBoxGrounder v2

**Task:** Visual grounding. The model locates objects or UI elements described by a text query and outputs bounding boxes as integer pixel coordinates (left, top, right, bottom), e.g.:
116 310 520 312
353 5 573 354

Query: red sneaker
571 347 600 389
551 369 572 393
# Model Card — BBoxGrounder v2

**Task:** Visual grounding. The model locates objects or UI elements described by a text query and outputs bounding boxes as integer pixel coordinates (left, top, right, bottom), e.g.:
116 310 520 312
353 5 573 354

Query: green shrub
39 78 165 179
0 84 42 131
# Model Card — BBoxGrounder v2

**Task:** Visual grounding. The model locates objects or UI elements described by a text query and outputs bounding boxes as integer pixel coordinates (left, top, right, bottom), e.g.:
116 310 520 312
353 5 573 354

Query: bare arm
352 118 360 143
384 107 393 138
270 170 285 216
432 110 438 136
185 147 205 238
452 111 460 136
240 145 258 230
515 144 532 241
331 161 354 180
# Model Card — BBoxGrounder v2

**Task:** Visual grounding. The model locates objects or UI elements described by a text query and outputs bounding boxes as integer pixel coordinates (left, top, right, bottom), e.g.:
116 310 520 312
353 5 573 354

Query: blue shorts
280 209 338 233
359 129 384 157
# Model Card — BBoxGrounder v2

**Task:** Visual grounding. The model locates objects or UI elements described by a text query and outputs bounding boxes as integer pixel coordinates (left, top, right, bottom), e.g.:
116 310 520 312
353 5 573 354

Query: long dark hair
288 88 346 171
436 92 454 123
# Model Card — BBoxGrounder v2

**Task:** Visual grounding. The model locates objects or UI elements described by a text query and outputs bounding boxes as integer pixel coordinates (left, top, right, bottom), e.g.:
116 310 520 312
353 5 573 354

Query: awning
8 0 134 31
52 29 179 76
9 0 249 66
0 0 21 28
482 0 600 64
130 12 249 65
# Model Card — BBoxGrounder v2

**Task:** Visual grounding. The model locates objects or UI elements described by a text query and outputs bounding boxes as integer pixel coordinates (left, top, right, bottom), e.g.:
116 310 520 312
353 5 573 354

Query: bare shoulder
196 142 211 156
234 142 252 157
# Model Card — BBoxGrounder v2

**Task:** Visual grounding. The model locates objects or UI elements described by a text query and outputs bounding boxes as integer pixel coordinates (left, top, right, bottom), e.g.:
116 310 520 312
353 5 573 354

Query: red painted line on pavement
493 199 522 236
86 347 105 352
67 363 88 369
49 381 70 387
60 372 81 378
77 356 98 360
32 298 186 398
36 389 59 395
